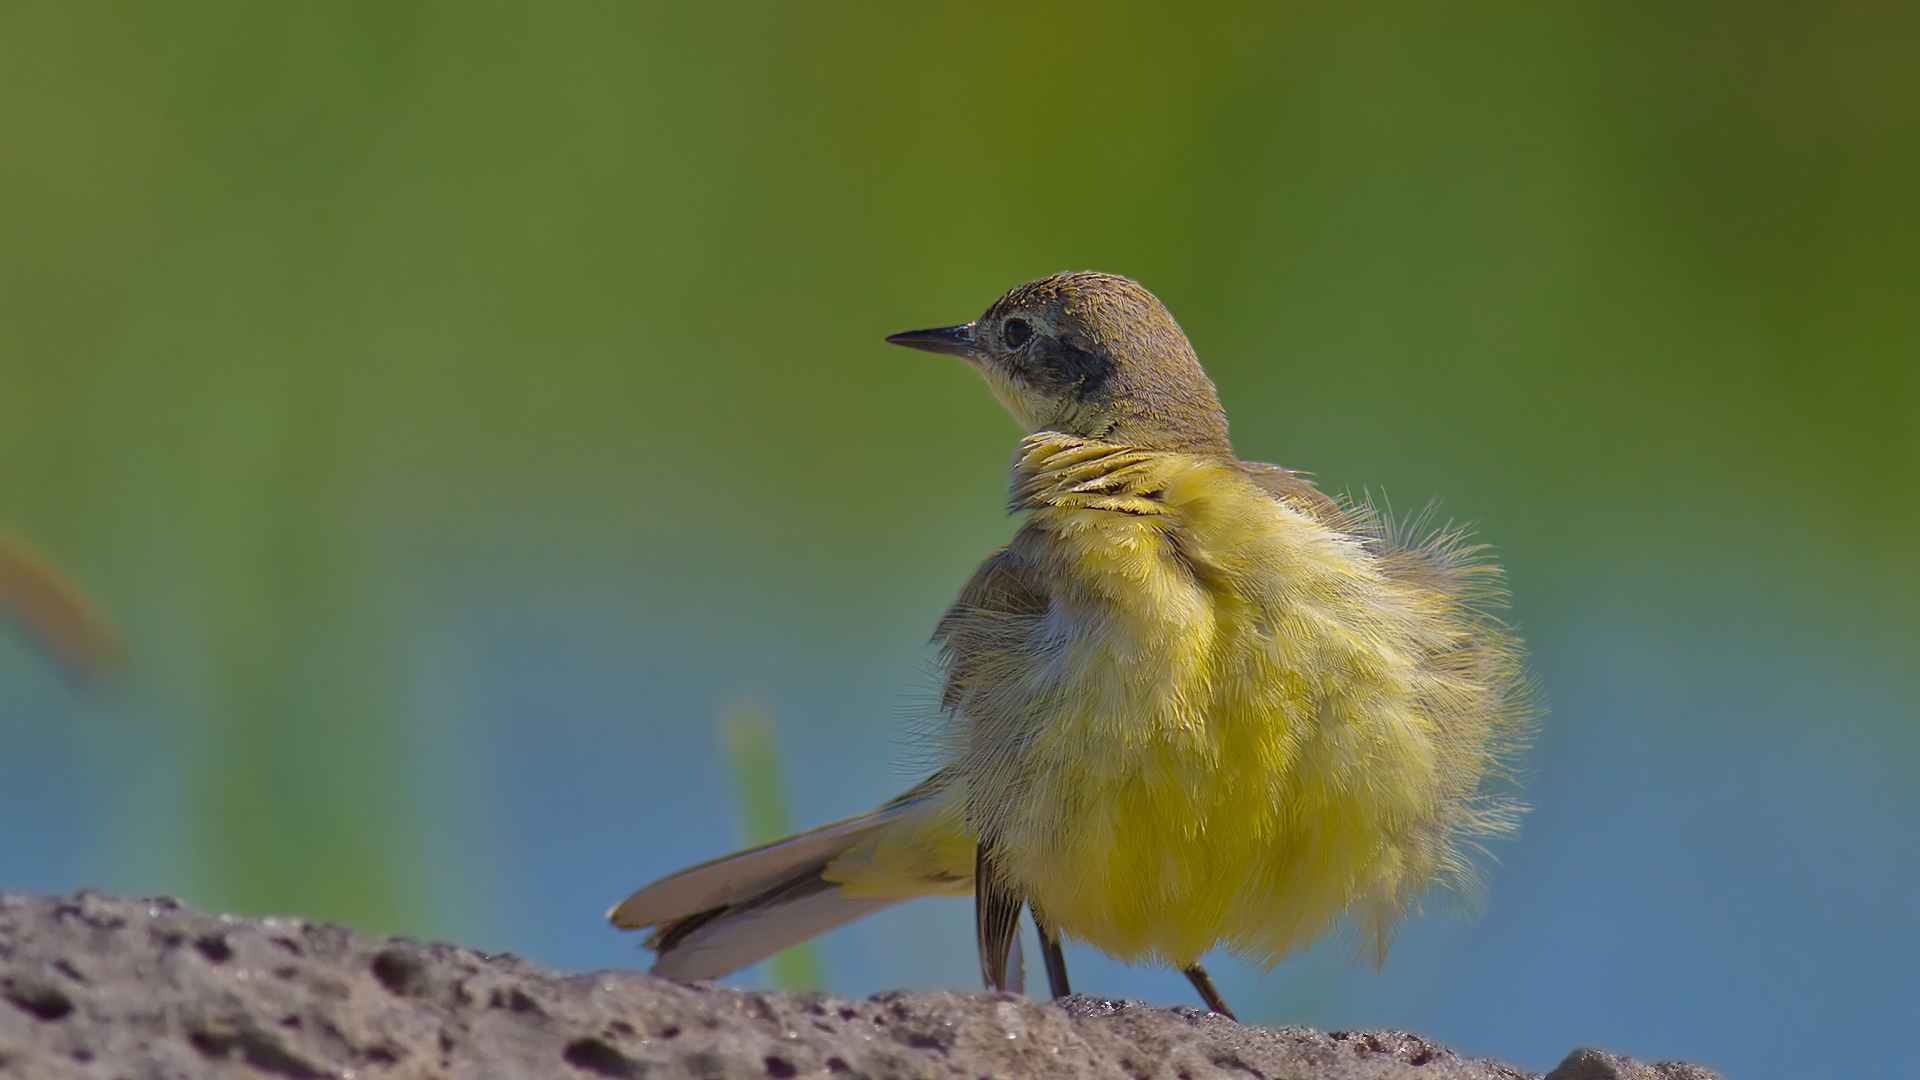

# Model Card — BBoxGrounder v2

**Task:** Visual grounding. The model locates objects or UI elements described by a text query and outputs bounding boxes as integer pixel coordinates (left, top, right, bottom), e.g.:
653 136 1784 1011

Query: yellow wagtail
610 272 1533 1017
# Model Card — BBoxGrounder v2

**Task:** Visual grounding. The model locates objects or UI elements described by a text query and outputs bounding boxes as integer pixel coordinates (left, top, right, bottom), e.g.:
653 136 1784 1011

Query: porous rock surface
0 892 1718 1080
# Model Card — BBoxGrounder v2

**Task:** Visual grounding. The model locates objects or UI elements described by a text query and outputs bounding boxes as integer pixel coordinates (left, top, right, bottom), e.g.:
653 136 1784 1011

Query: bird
609 271 1533 1018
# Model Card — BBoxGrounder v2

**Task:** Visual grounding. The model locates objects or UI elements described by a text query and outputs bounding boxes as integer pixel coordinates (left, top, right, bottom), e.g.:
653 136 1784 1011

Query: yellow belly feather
827 435 1524 972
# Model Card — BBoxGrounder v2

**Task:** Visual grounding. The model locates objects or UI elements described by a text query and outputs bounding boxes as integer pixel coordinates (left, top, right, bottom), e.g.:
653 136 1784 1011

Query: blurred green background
2 3 1915 1077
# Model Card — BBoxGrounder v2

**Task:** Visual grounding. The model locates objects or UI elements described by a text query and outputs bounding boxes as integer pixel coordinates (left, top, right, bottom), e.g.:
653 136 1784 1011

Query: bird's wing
1234 460 1350 529
1239 458 1505 607
974 839 1026 992
932 542 1051 712
930 544 1054 992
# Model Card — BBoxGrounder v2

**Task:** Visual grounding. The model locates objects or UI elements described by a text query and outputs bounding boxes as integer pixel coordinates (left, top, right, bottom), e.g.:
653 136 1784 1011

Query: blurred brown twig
0 525 124 681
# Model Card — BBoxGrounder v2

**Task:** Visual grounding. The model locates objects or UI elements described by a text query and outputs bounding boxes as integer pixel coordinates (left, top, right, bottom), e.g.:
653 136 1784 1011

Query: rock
0 892 1719 1080
1543 1048 1724 1080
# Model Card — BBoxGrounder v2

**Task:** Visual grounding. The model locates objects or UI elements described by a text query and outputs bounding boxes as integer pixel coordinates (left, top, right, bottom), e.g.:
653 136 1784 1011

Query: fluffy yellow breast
835 432 1529 972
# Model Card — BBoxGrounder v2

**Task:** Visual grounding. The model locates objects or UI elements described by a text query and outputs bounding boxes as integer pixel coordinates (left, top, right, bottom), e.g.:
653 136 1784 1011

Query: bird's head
888 272 1231 454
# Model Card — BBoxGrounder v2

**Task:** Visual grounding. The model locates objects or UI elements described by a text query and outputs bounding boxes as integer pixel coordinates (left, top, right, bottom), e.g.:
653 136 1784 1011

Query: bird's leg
1182 964 1236 1020
1029 905 1072 999
974 842 1023 991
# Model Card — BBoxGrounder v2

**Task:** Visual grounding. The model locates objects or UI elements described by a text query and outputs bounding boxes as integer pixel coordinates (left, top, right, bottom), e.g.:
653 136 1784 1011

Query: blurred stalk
717 698 824 992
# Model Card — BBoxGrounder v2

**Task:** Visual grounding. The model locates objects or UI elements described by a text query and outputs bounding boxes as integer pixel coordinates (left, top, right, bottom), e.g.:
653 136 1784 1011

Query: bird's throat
1008 432 1186 516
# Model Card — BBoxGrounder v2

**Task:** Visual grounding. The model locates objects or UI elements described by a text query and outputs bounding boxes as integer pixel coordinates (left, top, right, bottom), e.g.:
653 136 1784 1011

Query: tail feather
650 889 902 981
609 806 908 982
607 811 890 931
612 776 959 981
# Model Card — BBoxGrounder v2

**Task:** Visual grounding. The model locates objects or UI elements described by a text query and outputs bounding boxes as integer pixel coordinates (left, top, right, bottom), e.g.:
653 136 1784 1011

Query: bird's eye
1002 318 1033 349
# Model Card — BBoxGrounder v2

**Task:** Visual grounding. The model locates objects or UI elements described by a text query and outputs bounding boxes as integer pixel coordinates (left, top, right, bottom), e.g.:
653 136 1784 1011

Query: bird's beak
885 322 980 359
